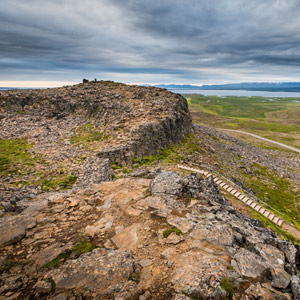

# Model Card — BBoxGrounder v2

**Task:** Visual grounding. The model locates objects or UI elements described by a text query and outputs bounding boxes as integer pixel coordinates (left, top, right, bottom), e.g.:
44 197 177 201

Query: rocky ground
1 82 300 299
1 170 300 299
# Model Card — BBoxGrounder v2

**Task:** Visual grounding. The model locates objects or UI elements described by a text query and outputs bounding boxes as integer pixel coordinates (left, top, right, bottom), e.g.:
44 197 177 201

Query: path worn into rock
177 164 300 240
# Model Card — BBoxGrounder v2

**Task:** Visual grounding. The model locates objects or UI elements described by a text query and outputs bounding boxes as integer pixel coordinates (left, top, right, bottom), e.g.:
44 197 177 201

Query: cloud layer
1 0 300 84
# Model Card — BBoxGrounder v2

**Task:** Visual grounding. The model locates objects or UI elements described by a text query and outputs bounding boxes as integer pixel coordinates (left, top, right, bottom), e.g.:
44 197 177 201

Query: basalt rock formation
0 81 191 164
0 81 191 211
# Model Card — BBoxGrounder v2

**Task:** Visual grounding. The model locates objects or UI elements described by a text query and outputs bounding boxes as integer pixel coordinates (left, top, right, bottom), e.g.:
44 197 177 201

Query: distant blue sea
169 89 300 98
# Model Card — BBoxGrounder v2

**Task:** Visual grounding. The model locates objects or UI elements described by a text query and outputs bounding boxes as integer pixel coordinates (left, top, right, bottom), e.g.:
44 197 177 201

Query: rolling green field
186 94 300 149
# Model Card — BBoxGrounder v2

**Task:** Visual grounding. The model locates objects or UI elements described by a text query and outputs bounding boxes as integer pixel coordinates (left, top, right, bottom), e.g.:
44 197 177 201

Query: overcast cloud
1 0 300 85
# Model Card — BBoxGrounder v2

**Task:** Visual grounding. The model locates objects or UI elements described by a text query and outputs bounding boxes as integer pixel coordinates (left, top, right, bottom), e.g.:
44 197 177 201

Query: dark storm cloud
1 0 300 83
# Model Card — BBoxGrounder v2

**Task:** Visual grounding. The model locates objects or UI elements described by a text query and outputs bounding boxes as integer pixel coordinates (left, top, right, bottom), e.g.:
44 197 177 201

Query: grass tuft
220 277 234 299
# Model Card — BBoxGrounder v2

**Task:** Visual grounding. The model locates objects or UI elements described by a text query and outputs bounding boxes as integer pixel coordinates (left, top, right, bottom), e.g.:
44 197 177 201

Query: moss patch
72 241 97 257
163 226 182 238
132 134 202 167
0 138 40 175
42 241 98 268
39 174 77 191
46 278 56 294
129 272 140 283
70 123 109 146
42 250 72 268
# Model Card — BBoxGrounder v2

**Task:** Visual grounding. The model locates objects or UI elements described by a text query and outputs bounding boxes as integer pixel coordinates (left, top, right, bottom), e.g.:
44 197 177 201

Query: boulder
271 267 291 289
150 172 183 196
234 248 269 281
277 239 297 265
181 173 203 198
245 282 292 300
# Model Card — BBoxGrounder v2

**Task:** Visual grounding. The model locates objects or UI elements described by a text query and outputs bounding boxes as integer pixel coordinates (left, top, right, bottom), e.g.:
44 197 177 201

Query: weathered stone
30 242 71 268
245 282 292 300
34 280 52 294
138 259 153 268
171 251 227 298
114 281 141 300
112 223 142 251
271 267 291 289
167 215 194 234
84 215 114 237
291 275 300 299
150 172 183 196
75 157 112 188
165 232 184 245
181 173 203 198
49 248 135 298
277 239 297 264
171 295 191 300
187 222 233 250
234 248 269 281
3 275 24 292
49 294 68 300
0 216 36 247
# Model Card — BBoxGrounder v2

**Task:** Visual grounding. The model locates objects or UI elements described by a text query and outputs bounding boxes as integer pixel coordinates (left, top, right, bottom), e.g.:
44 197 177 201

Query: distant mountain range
155 82 300 92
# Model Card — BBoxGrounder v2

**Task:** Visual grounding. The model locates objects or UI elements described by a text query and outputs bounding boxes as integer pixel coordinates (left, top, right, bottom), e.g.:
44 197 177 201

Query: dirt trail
221 129 300 154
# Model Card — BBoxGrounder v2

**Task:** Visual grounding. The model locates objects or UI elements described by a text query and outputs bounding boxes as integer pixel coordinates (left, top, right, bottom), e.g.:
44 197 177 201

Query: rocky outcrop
0 81 192 165
0 81 192 213
1 171 299 299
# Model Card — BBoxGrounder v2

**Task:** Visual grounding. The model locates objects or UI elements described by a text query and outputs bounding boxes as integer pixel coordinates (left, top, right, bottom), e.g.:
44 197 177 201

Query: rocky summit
1 81 300 300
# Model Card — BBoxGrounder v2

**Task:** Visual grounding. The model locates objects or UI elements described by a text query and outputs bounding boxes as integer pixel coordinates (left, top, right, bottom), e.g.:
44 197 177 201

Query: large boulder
150 171 204 198
150 171 183 196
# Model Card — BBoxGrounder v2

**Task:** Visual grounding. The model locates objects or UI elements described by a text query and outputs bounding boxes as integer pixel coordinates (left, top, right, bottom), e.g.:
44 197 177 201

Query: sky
1 0 300 87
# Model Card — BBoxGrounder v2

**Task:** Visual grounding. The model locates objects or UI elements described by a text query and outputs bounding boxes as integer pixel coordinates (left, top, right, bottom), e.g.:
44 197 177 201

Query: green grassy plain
187 94 300 148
